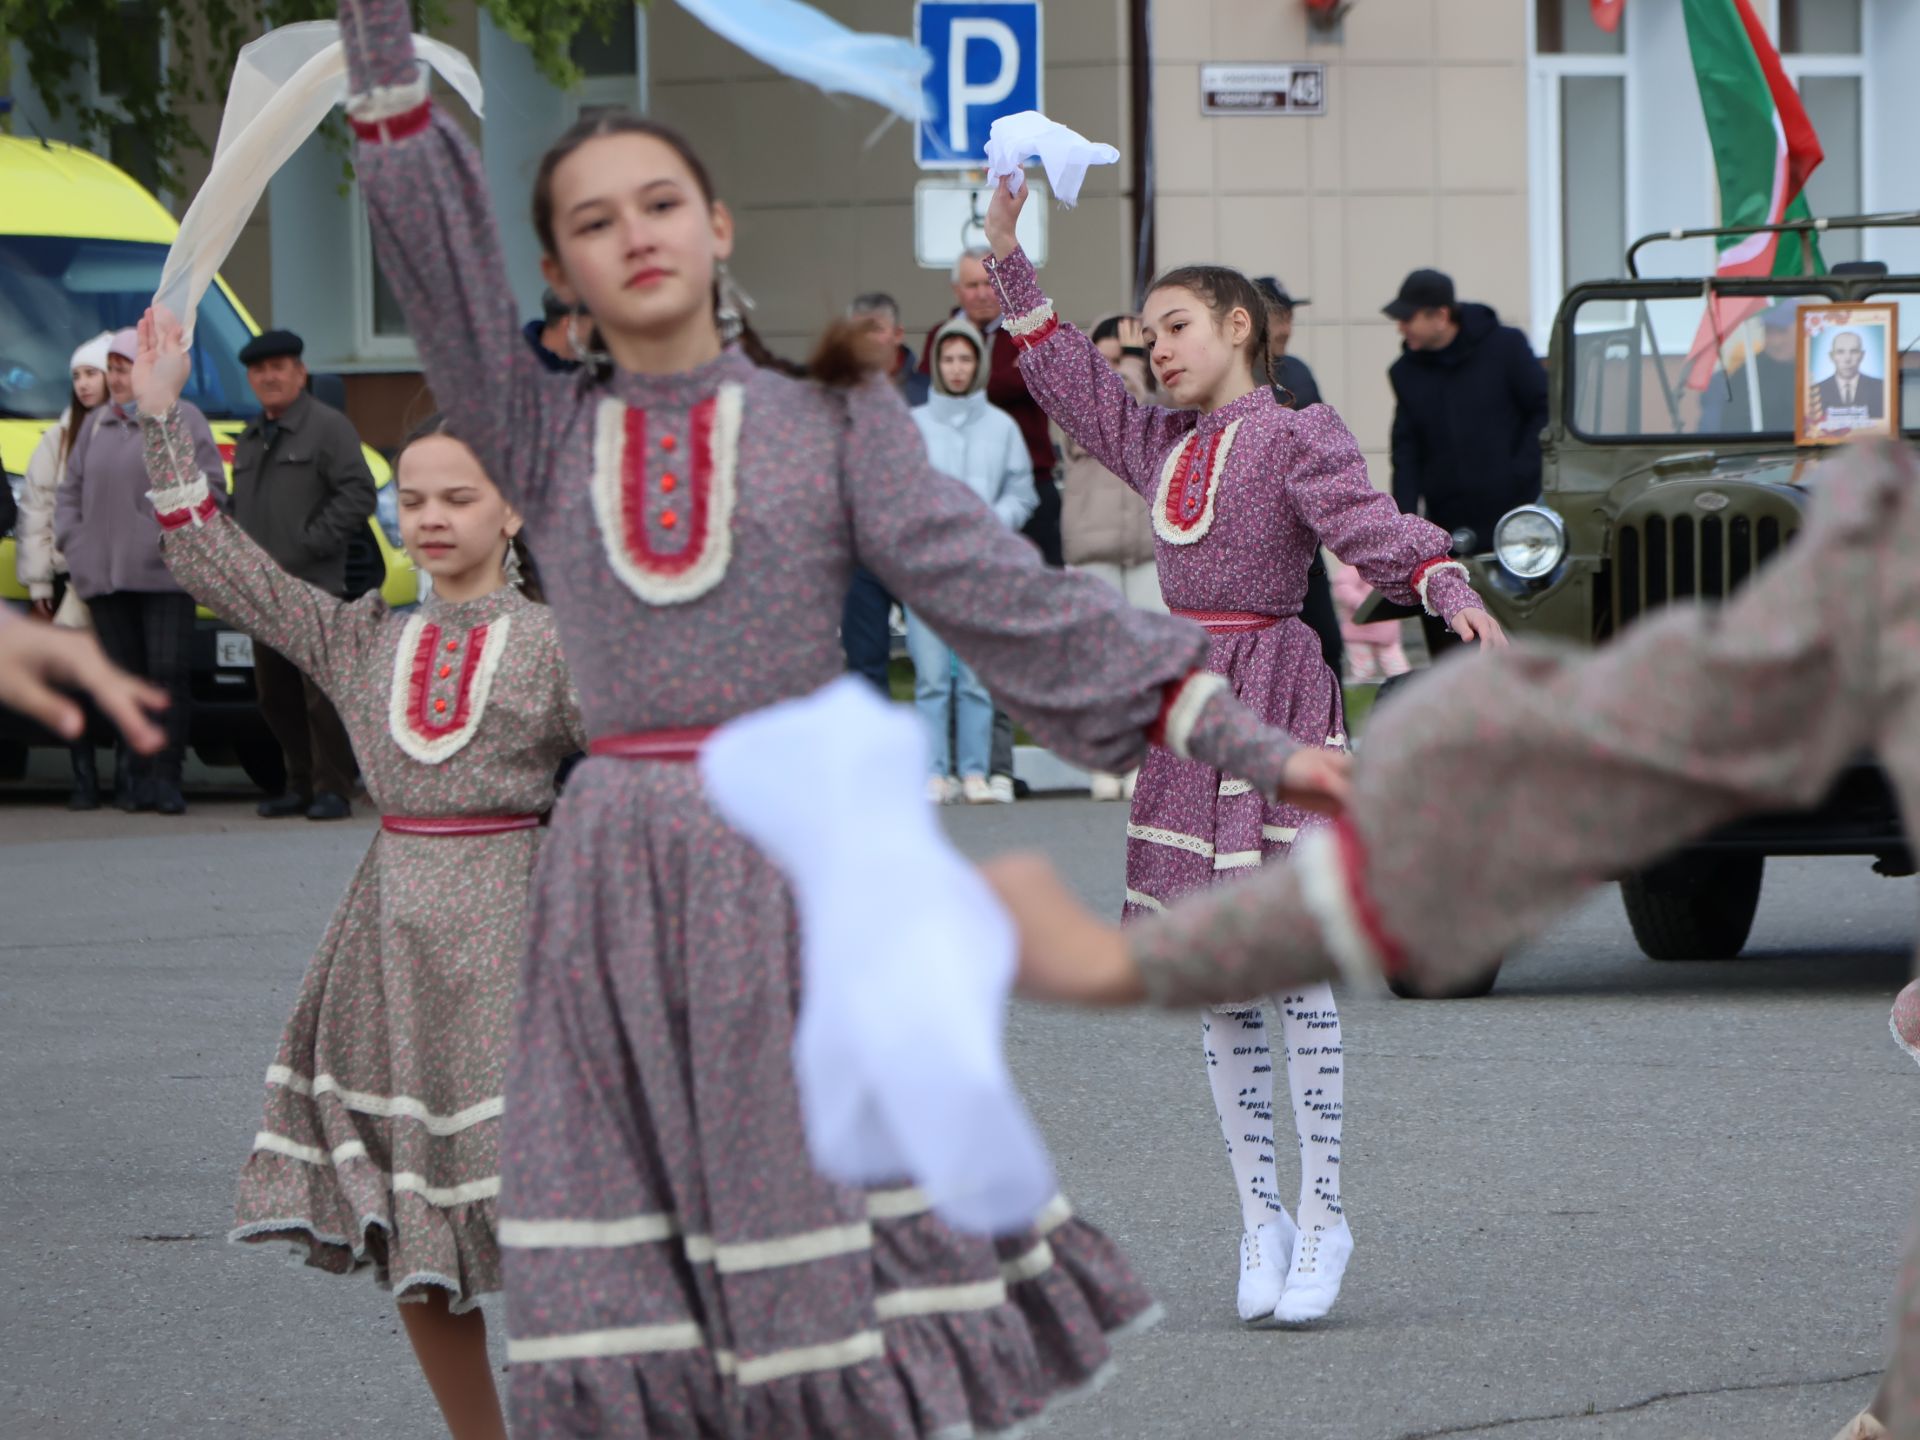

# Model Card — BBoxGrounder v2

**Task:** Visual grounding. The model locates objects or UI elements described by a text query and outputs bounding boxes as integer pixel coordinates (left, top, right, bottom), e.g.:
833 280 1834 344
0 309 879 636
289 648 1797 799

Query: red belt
588 726 716 763
382 813 543 837
1172 608 1281 635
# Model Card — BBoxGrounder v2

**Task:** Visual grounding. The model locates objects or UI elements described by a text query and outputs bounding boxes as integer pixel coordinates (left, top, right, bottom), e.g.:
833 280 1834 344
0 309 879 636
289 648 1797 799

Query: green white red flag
1681 0 1826 389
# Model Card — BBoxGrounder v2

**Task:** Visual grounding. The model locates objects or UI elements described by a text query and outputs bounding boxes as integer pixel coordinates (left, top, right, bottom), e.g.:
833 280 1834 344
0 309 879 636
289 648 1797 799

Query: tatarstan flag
1682 0 1826 389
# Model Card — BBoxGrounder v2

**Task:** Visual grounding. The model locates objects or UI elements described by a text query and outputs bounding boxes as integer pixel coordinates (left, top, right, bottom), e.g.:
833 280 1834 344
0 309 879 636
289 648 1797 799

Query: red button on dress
446 639 459 652
661 434 677 452
660 510 679 529
661 474 678 494
434 698 448 714
439 664 453 679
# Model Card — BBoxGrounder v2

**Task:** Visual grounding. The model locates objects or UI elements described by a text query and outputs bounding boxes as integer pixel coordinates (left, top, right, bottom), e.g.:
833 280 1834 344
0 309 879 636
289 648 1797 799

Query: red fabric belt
1172 608 1281 635
588 727 717 763
382 813 542 837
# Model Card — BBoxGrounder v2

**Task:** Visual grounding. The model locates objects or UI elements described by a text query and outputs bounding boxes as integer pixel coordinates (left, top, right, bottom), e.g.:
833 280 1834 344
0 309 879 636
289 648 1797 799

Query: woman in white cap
18 331 114 809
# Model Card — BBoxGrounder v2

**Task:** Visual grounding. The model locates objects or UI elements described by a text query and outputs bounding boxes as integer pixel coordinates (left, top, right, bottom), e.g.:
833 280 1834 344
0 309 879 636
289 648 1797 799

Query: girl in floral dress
133 307 583 1440
982 180 1504 1326
333 0 1349 1432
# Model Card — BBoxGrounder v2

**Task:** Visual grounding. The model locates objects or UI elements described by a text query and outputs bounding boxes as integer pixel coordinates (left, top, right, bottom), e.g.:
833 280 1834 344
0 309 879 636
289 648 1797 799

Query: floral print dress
144 403 585 1311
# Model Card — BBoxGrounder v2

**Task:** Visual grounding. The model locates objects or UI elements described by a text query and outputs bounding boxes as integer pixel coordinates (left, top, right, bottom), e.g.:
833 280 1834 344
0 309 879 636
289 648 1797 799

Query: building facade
6 0 1916 465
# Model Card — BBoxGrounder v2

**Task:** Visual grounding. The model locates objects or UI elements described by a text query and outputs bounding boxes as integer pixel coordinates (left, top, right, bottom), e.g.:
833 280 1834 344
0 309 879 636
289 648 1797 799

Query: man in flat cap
232 329 374 821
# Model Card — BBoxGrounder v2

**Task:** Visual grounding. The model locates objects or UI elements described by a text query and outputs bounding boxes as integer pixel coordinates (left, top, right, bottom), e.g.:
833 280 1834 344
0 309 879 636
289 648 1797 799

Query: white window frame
349 190 420 364
1777 9 1873 239
564 7 648 126
1527 4 1636 352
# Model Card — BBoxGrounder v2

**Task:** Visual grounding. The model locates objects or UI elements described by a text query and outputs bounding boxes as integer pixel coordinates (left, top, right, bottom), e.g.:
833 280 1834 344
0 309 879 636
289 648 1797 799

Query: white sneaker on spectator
926 775 957 805
960 774 994 805
988 774 1016 805
1089 772 1124 802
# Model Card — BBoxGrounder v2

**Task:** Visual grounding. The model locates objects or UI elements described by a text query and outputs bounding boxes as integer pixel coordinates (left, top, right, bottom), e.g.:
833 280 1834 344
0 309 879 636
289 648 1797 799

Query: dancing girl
981 179 1503 1324
134 308 583 1439
333 0 1347 1430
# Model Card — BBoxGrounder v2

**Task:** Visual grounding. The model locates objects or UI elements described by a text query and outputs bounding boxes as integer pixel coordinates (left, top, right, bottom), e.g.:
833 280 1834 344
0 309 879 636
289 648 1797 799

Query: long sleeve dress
986 246 1483 924
140 403 585 1313
337 1 1316 1433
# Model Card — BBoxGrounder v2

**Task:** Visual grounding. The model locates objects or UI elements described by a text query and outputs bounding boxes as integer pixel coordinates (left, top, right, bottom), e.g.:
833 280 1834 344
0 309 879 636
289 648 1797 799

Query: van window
0 235 261 422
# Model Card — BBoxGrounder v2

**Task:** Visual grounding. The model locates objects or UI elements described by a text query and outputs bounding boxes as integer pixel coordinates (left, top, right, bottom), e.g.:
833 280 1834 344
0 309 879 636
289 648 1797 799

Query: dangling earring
715 261 755 346
567 310 608 367
503 540 525 589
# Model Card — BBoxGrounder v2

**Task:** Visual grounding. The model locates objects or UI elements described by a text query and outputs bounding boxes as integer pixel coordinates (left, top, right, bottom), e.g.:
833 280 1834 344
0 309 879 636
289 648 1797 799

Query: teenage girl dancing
135 308 583 1440
982 180 1503 1324
334 0 1346 1430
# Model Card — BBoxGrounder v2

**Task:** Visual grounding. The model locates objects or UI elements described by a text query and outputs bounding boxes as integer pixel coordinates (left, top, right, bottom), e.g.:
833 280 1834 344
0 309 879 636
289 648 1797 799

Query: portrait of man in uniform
1797 302 1899 445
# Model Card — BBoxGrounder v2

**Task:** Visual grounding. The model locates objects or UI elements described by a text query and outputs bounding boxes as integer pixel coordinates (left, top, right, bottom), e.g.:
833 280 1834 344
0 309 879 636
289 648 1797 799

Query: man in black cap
1384 268 1546 658
232 329 374 820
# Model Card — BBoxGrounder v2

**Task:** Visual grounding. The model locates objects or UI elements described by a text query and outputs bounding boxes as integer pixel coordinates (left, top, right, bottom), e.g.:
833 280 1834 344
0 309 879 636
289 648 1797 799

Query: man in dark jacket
1385 268 1547 656
231 329 374 821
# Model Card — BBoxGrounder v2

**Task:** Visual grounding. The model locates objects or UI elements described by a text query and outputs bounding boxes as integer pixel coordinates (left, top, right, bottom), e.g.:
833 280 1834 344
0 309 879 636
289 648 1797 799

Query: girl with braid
983 180 1505 1325
333 0 1347 1431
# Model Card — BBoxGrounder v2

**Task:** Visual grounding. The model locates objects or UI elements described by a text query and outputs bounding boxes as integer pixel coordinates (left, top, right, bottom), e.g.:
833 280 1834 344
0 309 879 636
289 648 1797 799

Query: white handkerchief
701 676 1056 1236
984 110 1120 208
153 22 482 345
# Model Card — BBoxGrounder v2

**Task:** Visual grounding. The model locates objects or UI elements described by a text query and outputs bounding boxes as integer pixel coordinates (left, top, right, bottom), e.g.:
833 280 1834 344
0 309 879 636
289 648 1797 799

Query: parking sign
915 1 1043 169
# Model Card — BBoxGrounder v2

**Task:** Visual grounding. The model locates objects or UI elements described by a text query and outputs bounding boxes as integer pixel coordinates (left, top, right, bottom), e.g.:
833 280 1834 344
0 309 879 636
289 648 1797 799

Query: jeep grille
1611 511 1797 631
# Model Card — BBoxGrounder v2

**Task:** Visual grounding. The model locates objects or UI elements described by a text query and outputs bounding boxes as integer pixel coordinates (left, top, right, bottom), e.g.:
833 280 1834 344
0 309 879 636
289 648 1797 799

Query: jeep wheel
1620 855 1764 961
234 739 288 796
1387 961 1502 1000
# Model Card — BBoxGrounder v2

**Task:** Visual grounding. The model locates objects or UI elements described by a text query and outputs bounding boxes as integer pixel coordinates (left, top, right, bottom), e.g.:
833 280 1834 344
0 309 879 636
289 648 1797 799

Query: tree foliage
1 0 640 186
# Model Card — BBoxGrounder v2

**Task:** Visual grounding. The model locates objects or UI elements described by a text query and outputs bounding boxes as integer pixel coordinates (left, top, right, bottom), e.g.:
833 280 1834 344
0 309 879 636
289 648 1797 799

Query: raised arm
841 377 1342 808
1283 406 1484 629
338 0 546 512
982 246 1193 496
144 407 371 690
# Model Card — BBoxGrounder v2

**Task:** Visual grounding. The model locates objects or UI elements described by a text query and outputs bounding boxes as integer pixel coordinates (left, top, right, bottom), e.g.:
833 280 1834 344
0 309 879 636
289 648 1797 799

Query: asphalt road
2 774 1915 1439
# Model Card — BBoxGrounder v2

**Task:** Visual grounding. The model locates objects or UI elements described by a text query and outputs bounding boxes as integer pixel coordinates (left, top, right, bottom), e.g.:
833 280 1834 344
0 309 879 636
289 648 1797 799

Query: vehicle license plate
217 631 255 668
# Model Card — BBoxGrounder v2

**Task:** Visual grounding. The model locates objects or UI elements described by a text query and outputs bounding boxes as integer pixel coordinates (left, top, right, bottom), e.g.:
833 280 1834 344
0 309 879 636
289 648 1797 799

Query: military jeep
1451 212 1918 973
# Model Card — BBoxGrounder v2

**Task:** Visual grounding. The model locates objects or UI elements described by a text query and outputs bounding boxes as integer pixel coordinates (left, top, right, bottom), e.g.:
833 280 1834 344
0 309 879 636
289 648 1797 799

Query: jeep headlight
1493 505 1566 581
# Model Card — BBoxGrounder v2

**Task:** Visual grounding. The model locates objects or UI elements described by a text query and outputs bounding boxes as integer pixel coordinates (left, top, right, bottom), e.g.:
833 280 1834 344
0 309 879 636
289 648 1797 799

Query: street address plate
1200 63 1326 116
216 631 255 668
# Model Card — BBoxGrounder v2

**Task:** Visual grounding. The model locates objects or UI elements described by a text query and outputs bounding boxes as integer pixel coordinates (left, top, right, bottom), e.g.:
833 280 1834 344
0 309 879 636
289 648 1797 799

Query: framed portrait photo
1796 301 1900 446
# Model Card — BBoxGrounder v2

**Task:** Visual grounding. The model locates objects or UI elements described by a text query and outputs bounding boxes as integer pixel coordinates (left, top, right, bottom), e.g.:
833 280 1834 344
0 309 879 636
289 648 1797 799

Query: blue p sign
915 1 1044 169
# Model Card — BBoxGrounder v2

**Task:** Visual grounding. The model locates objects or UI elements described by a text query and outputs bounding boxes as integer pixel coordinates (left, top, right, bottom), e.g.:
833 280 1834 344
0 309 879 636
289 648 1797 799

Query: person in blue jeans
908 315 1036 803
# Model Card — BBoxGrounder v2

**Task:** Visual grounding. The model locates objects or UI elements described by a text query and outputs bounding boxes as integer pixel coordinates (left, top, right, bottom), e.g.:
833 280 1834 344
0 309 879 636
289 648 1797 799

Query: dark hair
532 110 852 388
1147 264 1292 407
1089 315 1125 346
392 415 545 604
540 287 572 323
58 377 106 473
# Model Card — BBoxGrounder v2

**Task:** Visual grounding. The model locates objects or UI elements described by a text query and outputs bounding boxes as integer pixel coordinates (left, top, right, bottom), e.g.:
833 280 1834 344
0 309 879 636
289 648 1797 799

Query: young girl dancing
334 0 1345 1431
133 308 583 1440
982 182 1503 1324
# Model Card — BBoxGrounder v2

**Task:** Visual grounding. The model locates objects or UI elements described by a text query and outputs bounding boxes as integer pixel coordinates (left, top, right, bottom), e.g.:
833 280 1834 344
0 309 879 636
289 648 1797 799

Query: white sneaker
1272 1221 1353 1323
960 774 994 805
925 776 956 804
1088 772 1124 801
1236 1218 1295 1322
988 774 1016 804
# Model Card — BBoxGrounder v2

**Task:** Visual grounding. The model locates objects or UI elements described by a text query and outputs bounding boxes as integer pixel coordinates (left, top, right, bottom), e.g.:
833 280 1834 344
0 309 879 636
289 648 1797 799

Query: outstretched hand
0 619 168 753
133 305 192 417
1278 746 1351 816
1452 608 1508 649
982 853 1144 1005
984 175 1028 262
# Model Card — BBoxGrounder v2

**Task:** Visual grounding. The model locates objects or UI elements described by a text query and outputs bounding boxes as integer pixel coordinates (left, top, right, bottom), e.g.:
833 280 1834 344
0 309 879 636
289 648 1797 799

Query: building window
1780 1 1866 265
351 196 417 360
1535 0 1624 56
567 3 647 120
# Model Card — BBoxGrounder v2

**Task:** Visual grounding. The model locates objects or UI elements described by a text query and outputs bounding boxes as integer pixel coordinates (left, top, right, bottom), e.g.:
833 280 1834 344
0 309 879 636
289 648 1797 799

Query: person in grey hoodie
906 315 1037 804
54 328 223 814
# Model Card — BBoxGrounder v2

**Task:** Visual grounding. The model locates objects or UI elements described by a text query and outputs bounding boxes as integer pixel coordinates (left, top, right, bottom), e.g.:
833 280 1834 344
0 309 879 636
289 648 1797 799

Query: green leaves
0 0 647 190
